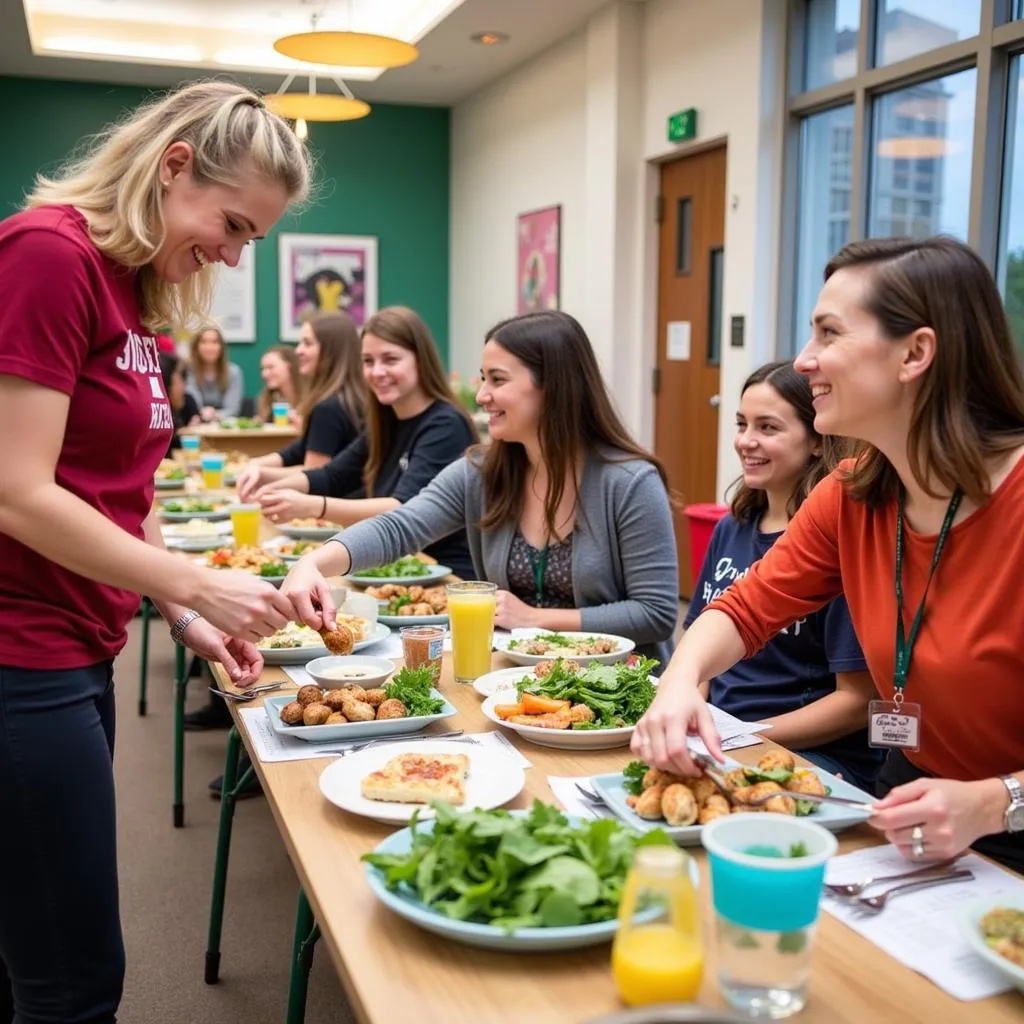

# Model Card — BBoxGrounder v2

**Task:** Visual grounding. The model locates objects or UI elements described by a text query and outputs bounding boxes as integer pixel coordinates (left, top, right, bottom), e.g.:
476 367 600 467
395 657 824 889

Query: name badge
868 699 922 751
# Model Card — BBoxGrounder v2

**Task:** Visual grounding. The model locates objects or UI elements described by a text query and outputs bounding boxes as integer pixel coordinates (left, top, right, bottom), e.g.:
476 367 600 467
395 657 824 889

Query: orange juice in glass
229 503 261 548
446 581 496 684
200 451 227 490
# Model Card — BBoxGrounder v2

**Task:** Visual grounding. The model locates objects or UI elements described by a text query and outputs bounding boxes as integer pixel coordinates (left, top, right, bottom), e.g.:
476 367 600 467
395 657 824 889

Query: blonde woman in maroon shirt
0 82 309 1021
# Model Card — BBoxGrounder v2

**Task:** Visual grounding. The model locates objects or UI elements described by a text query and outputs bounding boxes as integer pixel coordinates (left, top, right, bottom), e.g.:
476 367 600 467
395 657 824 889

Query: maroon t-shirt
0 206 173 668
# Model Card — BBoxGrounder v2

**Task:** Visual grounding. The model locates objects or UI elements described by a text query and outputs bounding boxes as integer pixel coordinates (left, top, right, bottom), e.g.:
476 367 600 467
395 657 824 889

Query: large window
785 1 1024 356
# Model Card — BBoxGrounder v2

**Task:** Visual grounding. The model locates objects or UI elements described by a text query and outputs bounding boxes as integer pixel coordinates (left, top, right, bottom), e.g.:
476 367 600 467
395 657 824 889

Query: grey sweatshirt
332 451 679 669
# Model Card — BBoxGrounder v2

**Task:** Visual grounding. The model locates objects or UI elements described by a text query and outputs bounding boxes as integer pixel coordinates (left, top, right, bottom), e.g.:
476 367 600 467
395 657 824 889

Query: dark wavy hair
825 236 1024 506
729 360 844 524
476 310 668 536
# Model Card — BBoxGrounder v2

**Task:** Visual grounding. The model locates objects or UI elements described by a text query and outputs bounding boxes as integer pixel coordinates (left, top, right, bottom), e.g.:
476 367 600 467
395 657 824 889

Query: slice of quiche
360 752 469 805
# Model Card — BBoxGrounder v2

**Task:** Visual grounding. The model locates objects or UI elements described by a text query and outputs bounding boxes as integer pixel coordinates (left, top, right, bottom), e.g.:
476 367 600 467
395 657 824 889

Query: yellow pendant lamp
273 30 418 69
263 73 371 126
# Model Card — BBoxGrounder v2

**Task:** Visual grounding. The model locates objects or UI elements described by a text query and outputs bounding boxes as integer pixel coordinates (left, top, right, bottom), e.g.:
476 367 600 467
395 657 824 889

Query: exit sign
667 108 698 144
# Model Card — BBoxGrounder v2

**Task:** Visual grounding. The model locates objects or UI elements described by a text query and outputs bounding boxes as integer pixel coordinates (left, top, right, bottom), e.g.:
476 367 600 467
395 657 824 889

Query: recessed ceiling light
471 31 508 46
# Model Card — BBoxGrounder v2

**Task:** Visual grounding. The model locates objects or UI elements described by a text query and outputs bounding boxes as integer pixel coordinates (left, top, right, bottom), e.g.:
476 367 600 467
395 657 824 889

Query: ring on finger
911 824 926 859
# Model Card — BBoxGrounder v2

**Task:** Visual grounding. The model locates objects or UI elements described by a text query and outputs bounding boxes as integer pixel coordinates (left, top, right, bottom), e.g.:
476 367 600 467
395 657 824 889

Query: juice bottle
445 581 496 683
612 846 704 1006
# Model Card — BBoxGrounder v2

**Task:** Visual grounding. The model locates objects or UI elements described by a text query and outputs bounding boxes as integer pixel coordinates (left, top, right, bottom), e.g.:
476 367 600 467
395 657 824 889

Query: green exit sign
667 108 698 144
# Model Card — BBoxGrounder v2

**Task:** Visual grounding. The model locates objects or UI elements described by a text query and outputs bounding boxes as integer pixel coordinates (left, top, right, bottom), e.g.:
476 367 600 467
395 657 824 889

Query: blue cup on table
180 435 200 454
199 451 227 490
701 813 837 1019
271 401 291 427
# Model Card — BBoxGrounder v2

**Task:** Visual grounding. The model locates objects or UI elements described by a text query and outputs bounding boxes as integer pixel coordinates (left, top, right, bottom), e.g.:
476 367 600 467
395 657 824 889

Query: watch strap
170 609 201 646
1000 775 1024 832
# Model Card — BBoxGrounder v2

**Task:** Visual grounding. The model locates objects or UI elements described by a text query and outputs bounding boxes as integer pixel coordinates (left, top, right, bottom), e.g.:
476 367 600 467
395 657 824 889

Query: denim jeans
0 662 124 1024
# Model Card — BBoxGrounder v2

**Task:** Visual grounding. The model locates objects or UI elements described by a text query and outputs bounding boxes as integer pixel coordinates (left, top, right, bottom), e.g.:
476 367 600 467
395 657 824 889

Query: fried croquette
296 685 323 706
635 785 667 820
339 697 375 723
375 699 407 720
784 770 827 797
326 712 347 724
319 623 354 655
362 688 387 708
661 783 699 826
757 750 796 774
280 700 305 725
302 703 332 726
322 689 349 712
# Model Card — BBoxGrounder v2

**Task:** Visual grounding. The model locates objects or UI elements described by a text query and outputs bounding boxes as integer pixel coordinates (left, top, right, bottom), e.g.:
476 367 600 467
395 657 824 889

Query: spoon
854 869 974 913
824 858 960 899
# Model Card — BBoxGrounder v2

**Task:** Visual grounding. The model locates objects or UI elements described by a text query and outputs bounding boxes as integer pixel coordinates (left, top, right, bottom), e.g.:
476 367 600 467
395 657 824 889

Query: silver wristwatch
1001 775 1024 833
170 609 201 645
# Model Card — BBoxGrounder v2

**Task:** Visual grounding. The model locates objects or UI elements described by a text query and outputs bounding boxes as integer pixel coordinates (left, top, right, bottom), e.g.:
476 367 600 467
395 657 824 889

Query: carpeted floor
113 618 356 1024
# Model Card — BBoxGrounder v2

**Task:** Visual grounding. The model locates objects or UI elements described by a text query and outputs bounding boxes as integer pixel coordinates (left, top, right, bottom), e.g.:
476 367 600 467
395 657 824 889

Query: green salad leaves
514 658 658 729
354 557 430 578
362 801 673 931
382 666 444 716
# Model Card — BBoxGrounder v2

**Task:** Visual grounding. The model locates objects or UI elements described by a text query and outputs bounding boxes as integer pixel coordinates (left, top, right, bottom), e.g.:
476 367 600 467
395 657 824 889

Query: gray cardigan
333 452 679 669
187 362 244 417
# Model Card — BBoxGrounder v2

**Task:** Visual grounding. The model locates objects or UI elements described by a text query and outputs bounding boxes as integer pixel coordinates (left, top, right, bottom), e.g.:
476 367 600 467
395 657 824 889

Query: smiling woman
0 80 310 1022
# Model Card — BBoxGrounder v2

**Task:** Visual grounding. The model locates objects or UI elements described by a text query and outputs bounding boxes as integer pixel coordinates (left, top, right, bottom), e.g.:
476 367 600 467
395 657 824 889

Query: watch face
1008 803 1024 833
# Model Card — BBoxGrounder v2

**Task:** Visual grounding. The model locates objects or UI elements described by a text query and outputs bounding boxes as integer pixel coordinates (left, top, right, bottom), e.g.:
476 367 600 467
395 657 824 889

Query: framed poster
516 205 561 314
278 233 378 340
208 244 256 341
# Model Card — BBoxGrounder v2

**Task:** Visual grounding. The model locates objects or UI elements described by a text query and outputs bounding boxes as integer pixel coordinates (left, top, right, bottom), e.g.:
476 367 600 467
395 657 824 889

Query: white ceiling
4 0 635 106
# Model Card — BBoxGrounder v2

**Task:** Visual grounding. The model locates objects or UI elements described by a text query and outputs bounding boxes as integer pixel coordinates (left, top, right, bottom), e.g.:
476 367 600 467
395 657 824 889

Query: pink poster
516 205 561 314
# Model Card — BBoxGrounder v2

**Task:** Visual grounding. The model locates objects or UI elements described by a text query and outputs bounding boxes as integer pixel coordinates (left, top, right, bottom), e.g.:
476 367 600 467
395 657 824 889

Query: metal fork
824 858 960 899
316 729 468 756
853 869 974 913
208 683 287 703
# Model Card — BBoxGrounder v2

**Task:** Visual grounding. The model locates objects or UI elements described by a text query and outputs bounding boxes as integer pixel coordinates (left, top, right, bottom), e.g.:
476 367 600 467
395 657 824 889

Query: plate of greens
345 558 452 588
480 657 658 749
158 497 229 522
590 754 874 846
493 630 635 667
362 802 681 950
217 417 263 430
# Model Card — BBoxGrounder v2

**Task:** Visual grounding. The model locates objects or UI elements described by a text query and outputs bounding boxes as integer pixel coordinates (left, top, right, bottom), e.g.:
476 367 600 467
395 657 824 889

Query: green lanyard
893 488 962 702
526 542 549 605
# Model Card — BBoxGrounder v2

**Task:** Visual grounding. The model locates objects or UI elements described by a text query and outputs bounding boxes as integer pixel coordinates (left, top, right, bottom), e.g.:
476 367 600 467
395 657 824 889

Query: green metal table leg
286 888 320 1024
138 597 151 717
173 642 187 828
205 726 252 984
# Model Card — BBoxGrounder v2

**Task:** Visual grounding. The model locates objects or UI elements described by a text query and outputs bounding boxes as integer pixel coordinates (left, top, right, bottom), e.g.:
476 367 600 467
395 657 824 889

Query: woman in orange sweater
635 235 1024 872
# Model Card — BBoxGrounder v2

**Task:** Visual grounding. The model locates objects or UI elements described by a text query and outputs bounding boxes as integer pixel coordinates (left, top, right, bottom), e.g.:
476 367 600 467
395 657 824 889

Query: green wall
0 75 450 391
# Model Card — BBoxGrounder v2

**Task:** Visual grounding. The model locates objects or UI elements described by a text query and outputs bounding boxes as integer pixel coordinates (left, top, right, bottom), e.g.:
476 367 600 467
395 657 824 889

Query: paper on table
547 775 614 821
823 846 1024 1000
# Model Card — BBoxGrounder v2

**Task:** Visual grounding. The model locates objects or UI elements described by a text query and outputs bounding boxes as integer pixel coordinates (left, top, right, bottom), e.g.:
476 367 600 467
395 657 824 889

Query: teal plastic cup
181 435 200 453
701 813 837 1017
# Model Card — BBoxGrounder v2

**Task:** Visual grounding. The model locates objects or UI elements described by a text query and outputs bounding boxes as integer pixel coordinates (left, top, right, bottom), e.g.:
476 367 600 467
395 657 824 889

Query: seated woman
186 325 244 421
687 360 882 793
158 352 201 455
258 306 477 578
255 343 302 424
280 310 679 666
236 314 364 485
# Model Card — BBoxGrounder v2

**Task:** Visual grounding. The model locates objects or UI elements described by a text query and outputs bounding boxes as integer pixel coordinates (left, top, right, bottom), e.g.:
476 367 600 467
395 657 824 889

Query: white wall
449 0 787 499
449 30 588 374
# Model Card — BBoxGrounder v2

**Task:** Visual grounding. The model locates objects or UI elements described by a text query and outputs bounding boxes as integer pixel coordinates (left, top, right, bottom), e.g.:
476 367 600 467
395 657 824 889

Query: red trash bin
684 503 730 590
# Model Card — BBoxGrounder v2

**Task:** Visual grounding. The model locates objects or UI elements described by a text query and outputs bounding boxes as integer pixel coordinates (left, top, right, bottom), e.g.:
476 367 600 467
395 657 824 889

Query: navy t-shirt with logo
686 513 883 786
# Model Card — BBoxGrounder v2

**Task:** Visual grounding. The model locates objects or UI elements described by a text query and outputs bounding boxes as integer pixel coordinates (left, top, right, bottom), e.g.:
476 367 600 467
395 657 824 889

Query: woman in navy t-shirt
686 360 883 792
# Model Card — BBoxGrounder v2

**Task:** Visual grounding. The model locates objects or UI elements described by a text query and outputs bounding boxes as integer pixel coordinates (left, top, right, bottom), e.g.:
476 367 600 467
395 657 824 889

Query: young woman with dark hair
635 235 1024 872
255 344 301 423
685 360 882 791
281 309 679 666
257 306 478 578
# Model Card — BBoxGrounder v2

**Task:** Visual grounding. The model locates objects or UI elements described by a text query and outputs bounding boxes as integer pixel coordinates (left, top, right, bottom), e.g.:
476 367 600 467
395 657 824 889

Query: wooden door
653 145 726 598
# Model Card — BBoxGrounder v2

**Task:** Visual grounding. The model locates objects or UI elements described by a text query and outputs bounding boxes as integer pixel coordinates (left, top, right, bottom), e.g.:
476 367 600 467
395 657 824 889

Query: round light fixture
264 92 370 122
274 30 418 68
470 31 509 46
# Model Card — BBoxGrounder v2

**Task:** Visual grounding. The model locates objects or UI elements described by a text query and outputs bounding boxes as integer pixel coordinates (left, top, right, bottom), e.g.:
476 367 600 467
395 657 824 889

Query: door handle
709 394 721 407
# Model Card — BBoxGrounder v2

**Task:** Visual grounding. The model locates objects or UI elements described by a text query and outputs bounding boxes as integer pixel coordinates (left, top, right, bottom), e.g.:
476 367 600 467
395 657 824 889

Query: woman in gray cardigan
282 310 679 668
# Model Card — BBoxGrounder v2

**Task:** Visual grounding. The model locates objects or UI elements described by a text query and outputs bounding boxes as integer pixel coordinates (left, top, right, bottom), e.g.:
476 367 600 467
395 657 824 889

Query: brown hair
476 310 668 537
299 312 366 431
255 344 302 421
189 325 228 394
361 307 476 496
826 236 1024 506
728 360 843 524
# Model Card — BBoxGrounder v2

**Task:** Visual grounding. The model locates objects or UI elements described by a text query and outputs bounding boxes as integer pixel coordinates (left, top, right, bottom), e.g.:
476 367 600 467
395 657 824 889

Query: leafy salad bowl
363 802 690 951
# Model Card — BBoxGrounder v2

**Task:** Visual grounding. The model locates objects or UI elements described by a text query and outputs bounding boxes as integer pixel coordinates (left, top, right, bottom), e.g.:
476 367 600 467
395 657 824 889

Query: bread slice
360 752 469 805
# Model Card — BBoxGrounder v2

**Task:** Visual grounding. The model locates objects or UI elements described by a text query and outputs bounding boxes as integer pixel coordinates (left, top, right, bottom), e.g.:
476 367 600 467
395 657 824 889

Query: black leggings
877 748 1024 874
0 663 124 1024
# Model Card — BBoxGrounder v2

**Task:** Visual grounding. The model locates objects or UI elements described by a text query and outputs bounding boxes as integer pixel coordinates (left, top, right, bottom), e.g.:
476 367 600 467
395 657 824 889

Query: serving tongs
692 752 875 812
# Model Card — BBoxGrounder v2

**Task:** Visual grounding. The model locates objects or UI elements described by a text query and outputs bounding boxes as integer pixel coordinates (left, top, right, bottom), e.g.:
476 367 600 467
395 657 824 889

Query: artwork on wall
278 233 378 340
208 244 256 342
516 205 561 314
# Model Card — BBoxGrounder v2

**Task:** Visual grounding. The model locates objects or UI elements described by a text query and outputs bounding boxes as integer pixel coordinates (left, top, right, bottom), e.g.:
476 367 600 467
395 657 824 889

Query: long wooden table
208 655 1024 1023
179 424 301 459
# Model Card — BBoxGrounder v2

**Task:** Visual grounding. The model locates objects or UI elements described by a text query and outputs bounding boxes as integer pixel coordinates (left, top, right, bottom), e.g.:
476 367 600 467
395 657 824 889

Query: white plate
959 898 1024 993
154 476 188 490
265 691 455 743
263 535 324 562
257 621 392 664
481 688 638 750
472 665 536 698
591 764 875 846
276 524 342 541
493 631 635 666
318 739 525 824
378 611 450 628
345 563 452 588
158 503 230 522
166 535 236 553
191 556 288 587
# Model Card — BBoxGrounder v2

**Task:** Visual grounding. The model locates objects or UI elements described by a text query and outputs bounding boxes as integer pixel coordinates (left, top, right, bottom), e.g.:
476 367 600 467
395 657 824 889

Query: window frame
779 0 1024 356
